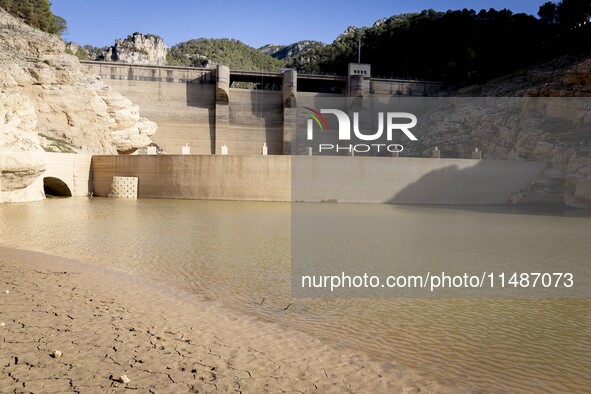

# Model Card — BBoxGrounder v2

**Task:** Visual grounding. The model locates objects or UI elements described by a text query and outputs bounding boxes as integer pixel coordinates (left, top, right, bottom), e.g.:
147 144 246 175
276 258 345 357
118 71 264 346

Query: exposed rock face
476 55 591 97
65 41 87 58
0 9 157 203
411 98 590 207
418 56 591 208
0 89 46 202
260 41 326 60
100 33 168 66
258 44 283 56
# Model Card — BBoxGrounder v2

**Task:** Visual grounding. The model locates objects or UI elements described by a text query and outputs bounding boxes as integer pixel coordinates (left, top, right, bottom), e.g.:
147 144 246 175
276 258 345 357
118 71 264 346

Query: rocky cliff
98 33 168 66
0 9 157 203
463 54 591 97
413 55 591 208
259 41 326 60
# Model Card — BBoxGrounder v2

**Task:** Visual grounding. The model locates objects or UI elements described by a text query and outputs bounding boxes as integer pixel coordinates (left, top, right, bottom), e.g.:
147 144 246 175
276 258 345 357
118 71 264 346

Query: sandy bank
0 246 468 393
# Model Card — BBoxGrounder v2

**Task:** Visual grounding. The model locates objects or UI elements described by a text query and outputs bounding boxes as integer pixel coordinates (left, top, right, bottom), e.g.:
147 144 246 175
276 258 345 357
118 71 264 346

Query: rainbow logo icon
304 107 330 131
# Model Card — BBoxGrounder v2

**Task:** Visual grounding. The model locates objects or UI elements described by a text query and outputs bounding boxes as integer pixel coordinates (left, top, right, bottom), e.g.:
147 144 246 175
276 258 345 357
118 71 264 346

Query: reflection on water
0 198 589 392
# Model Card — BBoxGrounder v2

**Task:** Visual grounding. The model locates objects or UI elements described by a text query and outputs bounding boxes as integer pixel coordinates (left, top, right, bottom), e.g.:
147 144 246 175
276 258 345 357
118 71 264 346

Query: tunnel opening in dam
43 177 72 197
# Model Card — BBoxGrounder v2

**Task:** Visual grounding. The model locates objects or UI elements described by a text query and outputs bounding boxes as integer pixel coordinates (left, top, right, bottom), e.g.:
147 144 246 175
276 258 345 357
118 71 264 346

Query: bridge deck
81 61 366 84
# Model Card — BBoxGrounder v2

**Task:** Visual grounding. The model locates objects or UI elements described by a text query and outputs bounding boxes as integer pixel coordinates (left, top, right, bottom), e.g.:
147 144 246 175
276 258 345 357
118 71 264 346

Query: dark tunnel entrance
43 177 72 197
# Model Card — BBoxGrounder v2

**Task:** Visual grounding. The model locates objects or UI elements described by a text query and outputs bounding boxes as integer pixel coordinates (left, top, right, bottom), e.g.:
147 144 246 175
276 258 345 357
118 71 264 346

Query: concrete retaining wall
91 155 547 205
292 157 548 205
91 155 291 201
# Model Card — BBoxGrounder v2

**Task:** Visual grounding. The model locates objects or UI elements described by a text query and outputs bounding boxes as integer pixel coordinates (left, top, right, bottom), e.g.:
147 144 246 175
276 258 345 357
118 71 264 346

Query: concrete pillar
471 148 482 160
282 69 297 154
215 65 230 155
349 74 366 97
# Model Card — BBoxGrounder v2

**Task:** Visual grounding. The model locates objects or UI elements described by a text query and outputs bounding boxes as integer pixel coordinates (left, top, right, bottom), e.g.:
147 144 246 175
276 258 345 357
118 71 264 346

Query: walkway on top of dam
80 61 443 93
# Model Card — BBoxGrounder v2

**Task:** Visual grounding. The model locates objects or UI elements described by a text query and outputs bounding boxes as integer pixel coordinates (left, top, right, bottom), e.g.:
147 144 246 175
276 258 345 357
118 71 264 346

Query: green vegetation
0 0 66 35
539 0 591 26
289 2 590 83
39 134 77 154
4 0 587 87
65 45 91 60
168 38 285 71
84 45 108 60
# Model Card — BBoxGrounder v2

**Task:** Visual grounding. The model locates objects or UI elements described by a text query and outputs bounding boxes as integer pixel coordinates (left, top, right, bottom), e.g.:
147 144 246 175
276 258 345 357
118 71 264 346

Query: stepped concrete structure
80 61 443 156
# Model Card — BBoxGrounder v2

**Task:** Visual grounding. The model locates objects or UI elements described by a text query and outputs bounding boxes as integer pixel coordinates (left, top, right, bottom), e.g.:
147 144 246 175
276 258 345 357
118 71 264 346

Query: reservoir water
0 198 589 392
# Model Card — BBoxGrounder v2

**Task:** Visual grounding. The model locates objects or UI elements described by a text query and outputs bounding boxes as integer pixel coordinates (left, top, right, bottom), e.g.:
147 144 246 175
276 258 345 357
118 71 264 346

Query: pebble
0 322 5 327
51 350 63 358
118 375 131 384
5 290 9 294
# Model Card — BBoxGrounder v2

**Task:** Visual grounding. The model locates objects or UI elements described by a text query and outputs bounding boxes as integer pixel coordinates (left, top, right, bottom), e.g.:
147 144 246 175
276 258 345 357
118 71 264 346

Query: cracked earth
0 246 467 393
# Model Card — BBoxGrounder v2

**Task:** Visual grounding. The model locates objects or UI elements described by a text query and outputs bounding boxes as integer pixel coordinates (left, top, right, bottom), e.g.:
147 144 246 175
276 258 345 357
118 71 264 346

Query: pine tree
0 0 66 35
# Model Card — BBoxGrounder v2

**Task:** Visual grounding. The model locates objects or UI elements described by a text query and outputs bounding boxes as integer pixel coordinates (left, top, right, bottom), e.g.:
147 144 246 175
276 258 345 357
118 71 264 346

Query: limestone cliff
0 9 157 203
99 33 168 66
413 55 591 208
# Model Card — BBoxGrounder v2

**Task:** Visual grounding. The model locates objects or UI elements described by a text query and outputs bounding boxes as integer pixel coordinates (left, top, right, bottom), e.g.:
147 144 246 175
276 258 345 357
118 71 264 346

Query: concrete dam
80 61 443 156
30 153 547 206
26 63 545 207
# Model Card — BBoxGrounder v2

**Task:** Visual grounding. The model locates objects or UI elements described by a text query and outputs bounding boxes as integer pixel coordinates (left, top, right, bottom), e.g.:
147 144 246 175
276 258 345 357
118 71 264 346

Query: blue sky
52 0 546 48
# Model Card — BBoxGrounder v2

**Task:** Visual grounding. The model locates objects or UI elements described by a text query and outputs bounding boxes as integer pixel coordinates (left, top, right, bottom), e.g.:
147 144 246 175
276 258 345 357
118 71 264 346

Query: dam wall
226 89 284 155
91 155 547 205
82 62 216 155
80 62 444 157
370 78 442 96
91 155 291 201
83 62 287 156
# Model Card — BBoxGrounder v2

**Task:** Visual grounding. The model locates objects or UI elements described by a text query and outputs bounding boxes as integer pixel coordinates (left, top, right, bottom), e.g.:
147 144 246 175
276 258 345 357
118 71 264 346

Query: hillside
258 44 284 56
0 0 65 34
37 0 591 84
167 38 285 71
478 53 591 97
408 53 591 208
0 8 156 203
290 10 555 81
259 40 325 60
288 1 590 82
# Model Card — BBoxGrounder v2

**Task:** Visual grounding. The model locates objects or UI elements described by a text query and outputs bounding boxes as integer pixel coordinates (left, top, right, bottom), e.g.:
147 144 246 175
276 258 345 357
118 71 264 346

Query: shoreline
0 245 469 392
